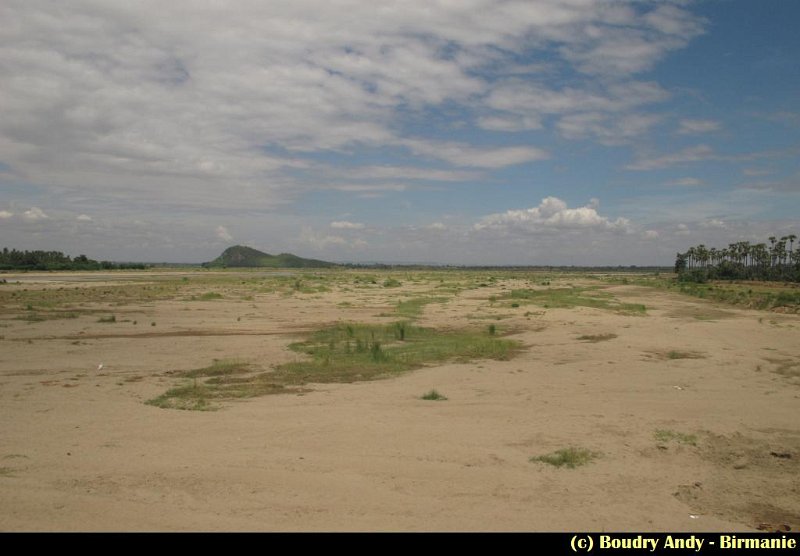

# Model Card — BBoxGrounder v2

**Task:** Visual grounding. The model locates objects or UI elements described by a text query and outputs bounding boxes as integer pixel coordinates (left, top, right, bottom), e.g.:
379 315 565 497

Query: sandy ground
0 270 798 531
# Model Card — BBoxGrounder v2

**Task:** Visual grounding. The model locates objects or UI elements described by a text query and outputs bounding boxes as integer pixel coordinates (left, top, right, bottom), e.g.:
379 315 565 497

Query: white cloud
701 219 726 229
561 4 705 76
299 227 365 250
742 168 772 177
76 214 92 221
0 1 705 213
23 207 48 221
0 210 13 219
626 145 716 171
641 230 659 240
216 225 233 242
333 166 480 182
675 224 690 236
678 119 721 134
475 196 631 233
477 115 542 132
427 222 447 230
487 80 669 116
0 2 717 263
330 221 365 229
401 139 549 168
665 177 704 187
329 183 408 195
557 112 661 145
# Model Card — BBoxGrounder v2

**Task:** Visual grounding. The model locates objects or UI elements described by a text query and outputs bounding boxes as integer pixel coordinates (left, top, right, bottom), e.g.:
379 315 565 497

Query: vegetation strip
147 322 520 410
501 286 646 314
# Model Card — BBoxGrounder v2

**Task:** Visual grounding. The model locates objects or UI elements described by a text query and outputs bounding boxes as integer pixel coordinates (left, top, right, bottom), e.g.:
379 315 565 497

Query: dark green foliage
0 247 147 271
675 236 799 283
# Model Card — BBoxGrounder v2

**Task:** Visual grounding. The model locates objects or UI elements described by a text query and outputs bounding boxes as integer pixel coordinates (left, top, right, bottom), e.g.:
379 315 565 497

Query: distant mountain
203 245 336 268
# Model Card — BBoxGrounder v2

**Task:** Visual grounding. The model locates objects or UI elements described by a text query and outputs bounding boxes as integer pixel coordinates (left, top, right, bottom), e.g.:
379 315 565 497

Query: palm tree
696 244 708 268
769 236 777 267
687 247 696 270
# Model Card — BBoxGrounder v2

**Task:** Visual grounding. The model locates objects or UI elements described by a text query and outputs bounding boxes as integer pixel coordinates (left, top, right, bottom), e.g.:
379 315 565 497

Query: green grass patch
395 296 449 319
145 382 217 411
97 315 117 323
530 447 600 469
145 359 300 410
503 287 646 315
654 429 698 446
421 389 447 401
0 466 17 477
178 359 251 378
383 278 402 288
197 292 223 300
147 324 520 410
16 311 79 322
276 321 520 384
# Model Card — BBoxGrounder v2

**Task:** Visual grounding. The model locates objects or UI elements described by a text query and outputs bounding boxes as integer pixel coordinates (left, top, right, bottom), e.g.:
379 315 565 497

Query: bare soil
0 270 798 531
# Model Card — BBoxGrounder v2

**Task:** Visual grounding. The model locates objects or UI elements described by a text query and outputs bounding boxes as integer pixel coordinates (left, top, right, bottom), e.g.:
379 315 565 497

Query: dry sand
0 270 798 531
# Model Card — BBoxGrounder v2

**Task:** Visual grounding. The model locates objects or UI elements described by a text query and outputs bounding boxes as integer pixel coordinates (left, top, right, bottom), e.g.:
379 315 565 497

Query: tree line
675 234 799 282
0 247 147 271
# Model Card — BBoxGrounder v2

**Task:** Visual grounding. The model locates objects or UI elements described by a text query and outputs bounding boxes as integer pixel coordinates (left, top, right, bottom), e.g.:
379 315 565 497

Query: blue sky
1 0 798 265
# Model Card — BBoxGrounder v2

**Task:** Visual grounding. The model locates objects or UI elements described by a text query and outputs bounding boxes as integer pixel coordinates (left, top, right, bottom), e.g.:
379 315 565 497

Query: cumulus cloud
23 207 48 221
475 196 631 233
76 214 92 221
0 210 13 219
330 221 365 229
641 230 659 240
678 119 721 134
216 225 233 242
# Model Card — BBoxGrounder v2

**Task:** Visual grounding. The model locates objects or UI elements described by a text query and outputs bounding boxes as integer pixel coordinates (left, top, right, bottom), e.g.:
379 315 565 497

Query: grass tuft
654 429 698 446
530 447 600 469
421 389 447 401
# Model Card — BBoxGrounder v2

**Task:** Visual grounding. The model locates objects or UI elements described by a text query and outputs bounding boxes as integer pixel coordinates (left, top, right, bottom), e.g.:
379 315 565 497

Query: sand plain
0 269 798 531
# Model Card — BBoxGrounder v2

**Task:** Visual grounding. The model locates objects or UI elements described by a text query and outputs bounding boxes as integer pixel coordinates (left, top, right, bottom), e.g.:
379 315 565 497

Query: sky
1 0 799 265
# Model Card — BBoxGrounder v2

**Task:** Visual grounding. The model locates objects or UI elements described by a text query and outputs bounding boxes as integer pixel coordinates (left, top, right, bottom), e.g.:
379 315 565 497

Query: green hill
203 245 336 268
